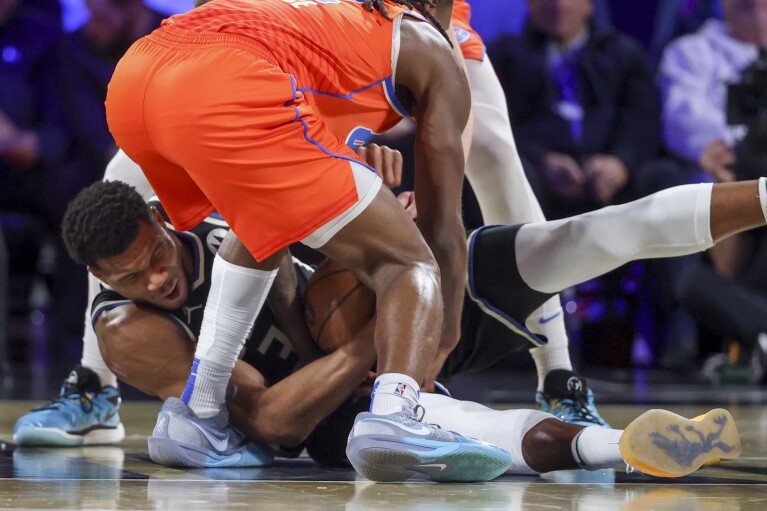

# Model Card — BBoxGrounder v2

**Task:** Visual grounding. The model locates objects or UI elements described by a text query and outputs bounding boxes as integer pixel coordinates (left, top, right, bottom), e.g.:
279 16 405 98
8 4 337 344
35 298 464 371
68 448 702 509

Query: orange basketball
303 258 376 353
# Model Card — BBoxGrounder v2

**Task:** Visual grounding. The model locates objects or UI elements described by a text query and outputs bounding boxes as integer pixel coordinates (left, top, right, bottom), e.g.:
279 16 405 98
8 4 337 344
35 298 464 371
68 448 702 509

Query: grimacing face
89 210 190 310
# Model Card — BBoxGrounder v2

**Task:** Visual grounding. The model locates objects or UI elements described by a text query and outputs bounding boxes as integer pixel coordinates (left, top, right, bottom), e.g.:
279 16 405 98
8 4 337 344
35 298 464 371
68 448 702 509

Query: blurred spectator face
527 0 594 44
723 0 767 43
0 0 17 27
83 0 136 53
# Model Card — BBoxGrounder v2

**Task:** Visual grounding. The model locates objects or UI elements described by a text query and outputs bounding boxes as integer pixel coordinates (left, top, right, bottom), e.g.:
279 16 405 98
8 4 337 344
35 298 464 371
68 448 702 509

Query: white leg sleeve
464 58 545 226
516 184 715 294
420 393 551 474
80 273 117 387
466 57 571 386
103 149 155 199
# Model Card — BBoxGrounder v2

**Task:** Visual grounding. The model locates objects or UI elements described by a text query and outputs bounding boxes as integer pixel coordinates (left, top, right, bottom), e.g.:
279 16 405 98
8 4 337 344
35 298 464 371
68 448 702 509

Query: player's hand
540 152 585 199
699 140 736 182
355 143 403 189
583 154 630 204
396 190 417 221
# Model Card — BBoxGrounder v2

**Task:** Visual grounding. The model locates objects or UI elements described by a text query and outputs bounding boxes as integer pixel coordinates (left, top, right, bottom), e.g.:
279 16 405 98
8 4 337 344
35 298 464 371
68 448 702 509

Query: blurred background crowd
2 0 766 392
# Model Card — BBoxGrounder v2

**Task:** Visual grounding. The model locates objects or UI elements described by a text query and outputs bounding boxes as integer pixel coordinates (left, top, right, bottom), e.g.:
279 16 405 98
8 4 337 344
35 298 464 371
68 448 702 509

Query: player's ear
149 206 165 226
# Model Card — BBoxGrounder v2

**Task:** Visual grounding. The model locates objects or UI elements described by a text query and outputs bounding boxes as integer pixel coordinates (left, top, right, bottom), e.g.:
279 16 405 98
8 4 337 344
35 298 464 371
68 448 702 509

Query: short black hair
61 181 154 269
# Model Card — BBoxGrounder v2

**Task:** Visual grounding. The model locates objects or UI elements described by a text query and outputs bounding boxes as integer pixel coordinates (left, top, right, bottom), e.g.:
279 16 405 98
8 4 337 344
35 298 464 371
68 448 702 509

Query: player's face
90 218 190 310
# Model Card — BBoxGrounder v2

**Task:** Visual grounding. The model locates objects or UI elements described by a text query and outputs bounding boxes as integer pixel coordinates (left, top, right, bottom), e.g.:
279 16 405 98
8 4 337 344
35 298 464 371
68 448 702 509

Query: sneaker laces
34 379 95 414
556 391 602 425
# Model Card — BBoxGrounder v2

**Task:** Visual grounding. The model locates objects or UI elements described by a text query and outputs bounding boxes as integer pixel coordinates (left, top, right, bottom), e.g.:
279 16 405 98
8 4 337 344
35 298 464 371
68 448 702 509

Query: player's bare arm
395 17 471 360
266 250 322 365
94 292 377 446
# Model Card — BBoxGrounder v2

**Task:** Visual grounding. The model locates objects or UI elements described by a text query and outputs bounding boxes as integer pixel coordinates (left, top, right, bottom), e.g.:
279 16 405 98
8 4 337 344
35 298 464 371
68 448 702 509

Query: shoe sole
619 408 741 478
147 436 273 468
346 435 512 483
13 423 125 447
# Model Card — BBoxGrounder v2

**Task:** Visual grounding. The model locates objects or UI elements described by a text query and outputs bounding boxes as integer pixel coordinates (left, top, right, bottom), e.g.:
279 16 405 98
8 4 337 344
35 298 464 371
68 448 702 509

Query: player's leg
105 36 280 467
514 181 766 295
12 150 150 447
420 393 740 477
464 56 601 424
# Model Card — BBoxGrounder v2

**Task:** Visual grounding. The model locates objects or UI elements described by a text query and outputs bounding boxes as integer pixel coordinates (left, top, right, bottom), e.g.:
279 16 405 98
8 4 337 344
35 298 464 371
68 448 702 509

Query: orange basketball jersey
166 0 417 148
451 0 485 61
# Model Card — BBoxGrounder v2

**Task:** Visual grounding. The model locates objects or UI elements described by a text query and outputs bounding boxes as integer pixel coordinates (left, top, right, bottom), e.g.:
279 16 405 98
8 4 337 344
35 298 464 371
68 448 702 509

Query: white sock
370 373 420 415
571 426 623 470
527 297 573 392
81 273 118 388
758 177 767 223
183 255 277 418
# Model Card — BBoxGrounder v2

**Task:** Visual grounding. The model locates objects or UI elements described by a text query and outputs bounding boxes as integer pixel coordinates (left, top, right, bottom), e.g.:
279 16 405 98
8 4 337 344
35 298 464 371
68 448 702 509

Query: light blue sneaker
147 397 274 468
346 407 512 482
536 369 610 427
13 366 125 447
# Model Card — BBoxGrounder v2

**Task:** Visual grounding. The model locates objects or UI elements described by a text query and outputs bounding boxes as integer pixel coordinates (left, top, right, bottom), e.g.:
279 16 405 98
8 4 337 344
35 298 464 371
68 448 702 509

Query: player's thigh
318 183 437 291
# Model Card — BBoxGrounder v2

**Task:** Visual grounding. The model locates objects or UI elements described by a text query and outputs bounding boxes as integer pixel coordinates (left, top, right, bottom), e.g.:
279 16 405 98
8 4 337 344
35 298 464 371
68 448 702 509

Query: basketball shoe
536 369 610 427
619 408 741 477
346 406 512 482
147 397 274 468
13 365 125 446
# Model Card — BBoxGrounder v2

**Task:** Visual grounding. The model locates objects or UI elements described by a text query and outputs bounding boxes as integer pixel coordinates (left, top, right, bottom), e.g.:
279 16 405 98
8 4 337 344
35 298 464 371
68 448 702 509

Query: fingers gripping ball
303 259 376 353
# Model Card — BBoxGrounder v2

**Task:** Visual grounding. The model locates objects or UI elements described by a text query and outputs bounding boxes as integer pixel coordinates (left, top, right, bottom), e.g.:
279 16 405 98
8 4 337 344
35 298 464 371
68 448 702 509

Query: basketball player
19 179 747 479
449 0 595 425
101 0 503 482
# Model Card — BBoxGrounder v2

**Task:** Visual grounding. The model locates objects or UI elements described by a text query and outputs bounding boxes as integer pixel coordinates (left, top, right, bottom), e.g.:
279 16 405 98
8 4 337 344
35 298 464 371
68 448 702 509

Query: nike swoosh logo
188 420 229 452
538 311 562 324
419 463 447 471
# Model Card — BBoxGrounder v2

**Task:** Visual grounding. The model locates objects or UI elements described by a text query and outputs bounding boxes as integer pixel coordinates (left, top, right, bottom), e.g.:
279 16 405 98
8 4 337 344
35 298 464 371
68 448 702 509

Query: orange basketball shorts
106 27 377 261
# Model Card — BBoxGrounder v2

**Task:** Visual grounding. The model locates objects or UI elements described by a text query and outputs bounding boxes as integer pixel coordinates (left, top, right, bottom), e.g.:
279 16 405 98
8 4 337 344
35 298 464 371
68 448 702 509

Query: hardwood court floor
0 401 766 510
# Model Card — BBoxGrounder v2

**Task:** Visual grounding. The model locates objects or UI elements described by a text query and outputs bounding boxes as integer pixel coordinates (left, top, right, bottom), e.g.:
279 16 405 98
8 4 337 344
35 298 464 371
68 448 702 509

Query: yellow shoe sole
619 408 741 478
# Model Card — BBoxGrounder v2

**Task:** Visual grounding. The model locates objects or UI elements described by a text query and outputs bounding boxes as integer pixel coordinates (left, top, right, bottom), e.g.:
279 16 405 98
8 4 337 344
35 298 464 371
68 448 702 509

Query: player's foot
13 365 125 446
346 407 512 482
147 397 274 468
619 408 741 478
536 369 610 427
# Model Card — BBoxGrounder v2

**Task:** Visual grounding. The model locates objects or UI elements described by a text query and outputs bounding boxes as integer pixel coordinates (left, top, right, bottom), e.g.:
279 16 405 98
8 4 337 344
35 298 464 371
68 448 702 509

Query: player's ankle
369 373 419 415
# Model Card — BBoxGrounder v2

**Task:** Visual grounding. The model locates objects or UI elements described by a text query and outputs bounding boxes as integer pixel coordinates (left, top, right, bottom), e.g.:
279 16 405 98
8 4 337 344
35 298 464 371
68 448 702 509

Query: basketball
303 258 376 353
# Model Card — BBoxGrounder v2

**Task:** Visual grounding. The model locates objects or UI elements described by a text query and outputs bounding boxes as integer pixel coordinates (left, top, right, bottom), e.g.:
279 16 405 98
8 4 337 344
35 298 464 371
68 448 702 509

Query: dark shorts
441 225 555 379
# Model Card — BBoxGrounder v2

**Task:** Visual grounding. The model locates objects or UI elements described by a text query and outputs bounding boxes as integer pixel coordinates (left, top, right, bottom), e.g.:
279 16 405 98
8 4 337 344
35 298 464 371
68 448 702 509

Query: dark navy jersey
91 197 314 386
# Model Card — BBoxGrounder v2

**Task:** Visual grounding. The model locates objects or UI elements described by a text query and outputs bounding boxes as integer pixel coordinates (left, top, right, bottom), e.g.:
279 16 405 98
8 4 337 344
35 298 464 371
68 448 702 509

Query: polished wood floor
0 401 766 510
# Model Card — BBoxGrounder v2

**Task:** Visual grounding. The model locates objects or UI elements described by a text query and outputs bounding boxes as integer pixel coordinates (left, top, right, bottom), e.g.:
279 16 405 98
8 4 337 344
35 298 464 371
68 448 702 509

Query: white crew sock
370 373 420 415
527 297 573 392
571 426 624 470
183 255 277 418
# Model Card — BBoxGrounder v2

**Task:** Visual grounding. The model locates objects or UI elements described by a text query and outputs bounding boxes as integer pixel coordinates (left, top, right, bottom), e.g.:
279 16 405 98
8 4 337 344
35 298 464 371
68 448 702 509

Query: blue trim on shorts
288 74 378 174
91 300 135 326
467 226 545 346
297 78 385 101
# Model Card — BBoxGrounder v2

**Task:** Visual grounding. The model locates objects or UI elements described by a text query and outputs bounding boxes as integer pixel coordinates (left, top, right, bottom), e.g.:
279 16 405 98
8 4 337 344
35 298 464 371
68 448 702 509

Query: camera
726 47 767 179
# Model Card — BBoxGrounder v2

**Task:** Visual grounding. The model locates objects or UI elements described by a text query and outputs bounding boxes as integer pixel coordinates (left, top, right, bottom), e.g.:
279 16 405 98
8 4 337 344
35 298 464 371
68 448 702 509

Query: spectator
488 0 660 221
658 0 767 380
